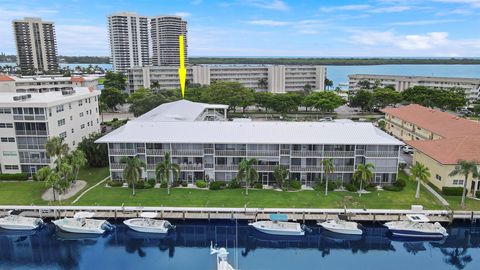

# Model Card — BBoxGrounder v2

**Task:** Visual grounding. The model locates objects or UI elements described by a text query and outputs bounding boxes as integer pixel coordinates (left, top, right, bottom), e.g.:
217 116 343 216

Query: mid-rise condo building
151 16 188 67
0 75 98 93
0 88 100 175
348 74 480 101
127 65 326 93
108 12 150 73
12 17 59 74
97 100 402 187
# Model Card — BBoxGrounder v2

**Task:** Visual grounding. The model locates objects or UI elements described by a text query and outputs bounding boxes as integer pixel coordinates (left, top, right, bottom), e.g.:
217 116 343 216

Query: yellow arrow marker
178 35 186 98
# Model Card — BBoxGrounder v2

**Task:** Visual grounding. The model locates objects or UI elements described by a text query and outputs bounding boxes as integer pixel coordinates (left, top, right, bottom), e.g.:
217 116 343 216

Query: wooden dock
1 205 479 223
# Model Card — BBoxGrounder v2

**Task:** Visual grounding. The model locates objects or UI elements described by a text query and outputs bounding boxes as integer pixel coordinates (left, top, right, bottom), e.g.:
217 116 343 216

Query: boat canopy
406 214 430 222
140 212 158 218
73 212 96 219
269 214 288 221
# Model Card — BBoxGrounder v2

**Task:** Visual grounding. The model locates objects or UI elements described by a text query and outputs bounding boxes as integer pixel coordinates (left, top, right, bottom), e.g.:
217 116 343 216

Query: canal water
1 220 479 270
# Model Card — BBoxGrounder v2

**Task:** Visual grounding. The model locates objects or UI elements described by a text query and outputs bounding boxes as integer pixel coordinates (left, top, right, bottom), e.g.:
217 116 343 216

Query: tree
37 167 59 201
324 78 333 90
352 163 375 197
257 78 268 90
254 91 275 113
238 158 258 195
357 80 371 90
273 165 288 189
449 160 479 208
155 152 181 195
57 160 73 194
349 90 373 111
104 71 126 90
304 91 345 113
67 149 87 183
127 88 152 104
151 81 161 91
238 88 256 113
304 83 313 94
322 158 335 196
122 156 145 196
270 93 302 115
101 87 127 111
440 248 472 270
202 81 249 112
129 91 178 117
410 162 431 199
46 137 69 168
78 133 109 167
372 88 402 108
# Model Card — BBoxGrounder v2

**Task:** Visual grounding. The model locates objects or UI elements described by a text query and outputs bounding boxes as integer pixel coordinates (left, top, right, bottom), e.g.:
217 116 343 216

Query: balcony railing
323 151 355 157
15 130 48 136
204 163 214 169
146 149 170 155
19 158 51 164
215 150 246 156
179 164 203 170
146 164 156 170
247 150 279 157
204 148 214 155
215 164 239 171
291 150 322 157
253 165 279 171
136 147 145 153
280 149 290 155
374 167 398 173
335 165 354 172
290 165 321 172
111 163 126 170
355 149 365 155
171 150 204 156
365 151 398 158
109 149 136 155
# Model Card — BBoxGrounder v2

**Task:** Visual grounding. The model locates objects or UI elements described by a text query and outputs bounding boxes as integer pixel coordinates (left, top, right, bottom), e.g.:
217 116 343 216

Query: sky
0 0 479 57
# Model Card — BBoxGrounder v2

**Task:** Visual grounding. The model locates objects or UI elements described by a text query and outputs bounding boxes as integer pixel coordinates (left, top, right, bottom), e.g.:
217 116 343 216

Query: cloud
389 19 461 26
319 4 412 13
369 6 412 13
174 12 191 18
242 0 289 11
432 0 480 8
320 4 371 12
351 30 449 50
191 0 203 4
247 20 290 26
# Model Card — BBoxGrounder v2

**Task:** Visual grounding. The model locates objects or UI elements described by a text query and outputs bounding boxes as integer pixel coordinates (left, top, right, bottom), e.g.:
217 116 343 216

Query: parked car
402 145 414 154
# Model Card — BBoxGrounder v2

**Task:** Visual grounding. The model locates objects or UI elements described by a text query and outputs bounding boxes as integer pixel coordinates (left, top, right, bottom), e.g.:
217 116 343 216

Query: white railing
146 149 170 155
180 164 203 170
215 150 246 156
247 150 279 157
19 158 51 164
374 167 398 173
291 151 322 157
204 148 214 154
290 165 321 172
280 149 290 155
110 163 126 170
215 164 239 171
365 151 398 158
109 149 136 155
171 150 204 156
324 151 355 157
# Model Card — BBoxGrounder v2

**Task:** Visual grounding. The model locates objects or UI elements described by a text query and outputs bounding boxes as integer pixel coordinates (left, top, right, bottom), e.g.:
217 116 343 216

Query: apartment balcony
137 147 145 153
215 164 239 171
355 149 365 156
171 150 204 156
110 163 127 170
109 149 136 155
335 165 354 172
204 149 214 155
374 167 398 173
15 130 48 136
253 165 279 171
365 151 398 158
19 158 51 164
290 165 322 172
179 164 203 170
146 149 170 155
280 149 290 155
247 150 279 157
323 151 355 157
146 164 156 171
291 150 322 157
215 150 246 156
204 163 214 169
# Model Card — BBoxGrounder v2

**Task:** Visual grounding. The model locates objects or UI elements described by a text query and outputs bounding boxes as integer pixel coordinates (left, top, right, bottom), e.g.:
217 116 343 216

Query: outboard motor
301 224 312 234
165 221 176 231
101 221 116 231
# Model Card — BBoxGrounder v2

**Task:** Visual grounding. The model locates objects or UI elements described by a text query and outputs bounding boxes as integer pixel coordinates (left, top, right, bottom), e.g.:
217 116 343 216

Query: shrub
253 183 263 189
181 181 188 187
442 187 466 196
395 177 406 188
0 173 29 181
227 179 241 189
195 180 207 188
210 181 226 190
108 180 123 187
289 180 301 190
147 179 156 187
476 191 480 199
172 180 183 188
160 180 168 188
345 183 358 192
365 183 377 192
383 185 403 192
313 182 323 192
398 163 407 170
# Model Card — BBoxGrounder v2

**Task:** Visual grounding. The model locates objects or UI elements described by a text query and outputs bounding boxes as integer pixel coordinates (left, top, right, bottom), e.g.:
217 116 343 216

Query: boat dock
1 205 480 223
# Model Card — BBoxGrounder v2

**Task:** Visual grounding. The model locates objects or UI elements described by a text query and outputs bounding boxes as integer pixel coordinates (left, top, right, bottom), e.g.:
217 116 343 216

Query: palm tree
321 158 335 196
440 248 472 270
449 160 479 208
410 162 431 199
46 137 69 168
155 153 180 195
257 78 268 90
352 163 375 197
37 166 59 201
122 156 145 196
273 165 288 189
67 149 87 184
238 158 258 196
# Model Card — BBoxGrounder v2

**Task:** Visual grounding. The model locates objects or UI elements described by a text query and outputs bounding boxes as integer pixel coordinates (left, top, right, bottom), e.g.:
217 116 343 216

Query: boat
210 242 236 270
52 212 115 234
384 214 448 239
123 212 175 234
248 214 305 236
0 212 44 231
318 219 363 235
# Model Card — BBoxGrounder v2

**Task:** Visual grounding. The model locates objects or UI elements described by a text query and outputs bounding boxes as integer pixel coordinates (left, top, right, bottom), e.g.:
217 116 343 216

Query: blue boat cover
269 214 288 221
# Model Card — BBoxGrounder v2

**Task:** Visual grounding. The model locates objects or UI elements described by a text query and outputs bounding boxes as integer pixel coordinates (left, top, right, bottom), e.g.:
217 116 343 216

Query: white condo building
12 17 59 74
0 75 98 93
151 16 188 66
108 12 150 73
127 65 326 93
0 87 100 175
348 74 480 101
97 100 402 187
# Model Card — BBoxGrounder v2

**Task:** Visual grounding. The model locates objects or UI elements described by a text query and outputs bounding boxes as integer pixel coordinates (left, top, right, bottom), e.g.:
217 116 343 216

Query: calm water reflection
1 220 479 270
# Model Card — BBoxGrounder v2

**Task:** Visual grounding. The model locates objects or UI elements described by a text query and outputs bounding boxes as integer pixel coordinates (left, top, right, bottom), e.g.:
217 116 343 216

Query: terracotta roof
381 104 480 138
70 76 85 83
0 75 14 82
408 136 480 164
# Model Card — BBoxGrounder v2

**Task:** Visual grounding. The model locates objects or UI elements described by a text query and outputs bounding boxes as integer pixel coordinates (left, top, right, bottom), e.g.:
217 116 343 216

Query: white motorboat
249 214 305 236
384 214 448 239
123 212 175 234
210 242 236 270
318 219 363 235
52 212 114 234
0 212 44 231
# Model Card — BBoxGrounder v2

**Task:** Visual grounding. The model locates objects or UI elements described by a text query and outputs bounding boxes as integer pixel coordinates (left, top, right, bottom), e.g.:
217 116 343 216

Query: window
0 108 12 114
59 132 67 138
71 128 74 133
58 119 65 126
79 112 84 117
48 108 52 117
87 122 90 127
0 123 13 128
81 124 85 129
1 137 15 142
70 116 73 121
78 100 83 106
453 180 464 185
2 151 17 156
56 105 64 113
73 141 75 146
4 165 19 170
69 103 72 110
435 174 442 181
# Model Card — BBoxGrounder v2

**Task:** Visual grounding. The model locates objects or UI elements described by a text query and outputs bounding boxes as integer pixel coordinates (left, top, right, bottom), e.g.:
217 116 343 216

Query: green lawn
444 196 480 211
75 171 443 209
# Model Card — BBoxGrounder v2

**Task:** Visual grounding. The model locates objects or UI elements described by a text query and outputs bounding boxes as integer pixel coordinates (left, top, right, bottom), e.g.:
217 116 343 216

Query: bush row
442 187 466 196
0 173 29 181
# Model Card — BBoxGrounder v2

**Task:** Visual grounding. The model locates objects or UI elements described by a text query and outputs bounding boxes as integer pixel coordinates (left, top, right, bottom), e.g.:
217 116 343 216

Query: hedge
476 191 480 199
210 181 226 190
383 185 403 192
195 180 207 188
108 180 123 187
129 181 152 189
227 180 241 189
345 183 358 192
0 173 29 181
253 183 263 189
289 180 301 190
442 187 466 196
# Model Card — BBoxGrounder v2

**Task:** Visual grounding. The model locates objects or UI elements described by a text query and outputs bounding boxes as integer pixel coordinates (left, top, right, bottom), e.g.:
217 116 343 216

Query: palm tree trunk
245 178 249 196
325 175 328 196
132 181 136 196
415 178 421 199
168 172 172 195
359 180 363 197
461 175 468 208
52 188 56 202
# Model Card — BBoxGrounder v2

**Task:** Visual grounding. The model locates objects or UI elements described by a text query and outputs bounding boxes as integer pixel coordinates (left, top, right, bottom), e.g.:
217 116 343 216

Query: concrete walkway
42 180 87 201
421 181 450 206
71 176 110 204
